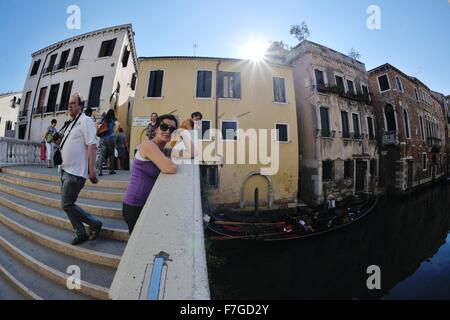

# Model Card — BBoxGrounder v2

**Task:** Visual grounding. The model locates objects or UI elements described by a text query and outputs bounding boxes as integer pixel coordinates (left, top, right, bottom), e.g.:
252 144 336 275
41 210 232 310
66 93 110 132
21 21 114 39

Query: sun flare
241 40 269 62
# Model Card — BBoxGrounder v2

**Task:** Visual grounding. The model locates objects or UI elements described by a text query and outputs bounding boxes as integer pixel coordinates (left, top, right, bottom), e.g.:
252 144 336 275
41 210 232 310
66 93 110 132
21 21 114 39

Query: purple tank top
124 157 161 207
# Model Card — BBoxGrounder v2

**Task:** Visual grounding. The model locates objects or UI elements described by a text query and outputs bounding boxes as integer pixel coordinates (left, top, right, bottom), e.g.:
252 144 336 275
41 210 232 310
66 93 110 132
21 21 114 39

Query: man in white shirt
57 94 102 245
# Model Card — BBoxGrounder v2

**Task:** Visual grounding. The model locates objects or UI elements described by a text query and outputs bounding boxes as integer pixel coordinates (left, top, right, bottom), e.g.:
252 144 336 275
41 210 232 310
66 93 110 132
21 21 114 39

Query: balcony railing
427 137 442 151
66 60 80 68
317 84 372 105
42 60 80 76
19 109 28 119
382 130 399 146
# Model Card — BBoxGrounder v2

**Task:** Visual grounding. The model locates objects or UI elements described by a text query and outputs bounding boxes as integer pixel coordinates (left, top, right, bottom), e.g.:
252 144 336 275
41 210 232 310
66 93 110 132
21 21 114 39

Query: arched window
403 109 411 139
384 104 397 132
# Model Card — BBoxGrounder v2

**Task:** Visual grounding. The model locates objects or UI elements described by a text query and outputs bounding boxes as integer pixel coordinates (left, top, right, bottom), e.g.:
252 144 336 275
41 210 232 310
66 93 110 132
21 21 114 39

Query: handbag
96 120 110 137
53 113 82 166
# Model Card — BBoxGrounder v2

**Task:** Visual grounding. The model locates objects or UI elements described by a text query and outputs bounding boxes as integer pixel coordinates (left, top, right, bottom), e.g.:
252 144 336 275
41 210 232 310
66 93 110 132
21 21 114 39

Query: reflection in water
207 184 450 299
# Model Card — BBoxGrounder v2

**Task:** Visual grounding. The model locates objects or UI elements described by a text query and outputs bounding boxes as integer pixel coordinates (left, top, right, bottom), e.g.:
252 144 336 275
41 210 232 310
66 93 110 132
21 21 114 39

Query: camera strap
59 113 82 152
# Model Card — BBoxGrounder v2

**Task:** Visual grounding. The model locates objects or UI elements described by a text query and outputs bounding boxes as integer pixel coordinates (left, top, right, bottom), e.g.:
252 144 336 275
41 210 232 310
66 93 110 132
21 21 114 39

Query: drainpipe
27 44 62 141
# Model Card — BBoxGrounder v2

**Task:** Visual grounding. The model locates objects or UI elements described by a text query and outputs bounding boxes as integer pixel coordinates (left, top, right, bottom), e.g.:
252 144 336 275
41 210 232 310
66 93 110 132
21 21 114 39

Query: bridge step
0 207 122 268
0 174 124 202
1 167 128 189
0 183 122 219
0 191 129 241
0 166 131 300
0 264 42 300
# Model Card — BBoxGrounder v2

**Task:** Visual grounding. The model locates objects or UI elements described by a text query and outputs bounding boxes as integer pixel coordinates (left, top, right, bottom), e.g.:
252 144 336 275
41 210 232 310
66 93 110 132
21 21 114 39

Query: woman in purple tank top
122 114 178 234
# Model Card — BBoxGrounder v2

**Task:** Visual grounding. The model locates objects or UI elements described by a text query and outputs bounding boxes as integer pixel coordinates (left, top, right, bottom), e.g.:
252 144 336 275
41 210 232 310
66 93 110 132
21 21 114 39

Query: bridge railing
0 137 45 167
109 164 210 300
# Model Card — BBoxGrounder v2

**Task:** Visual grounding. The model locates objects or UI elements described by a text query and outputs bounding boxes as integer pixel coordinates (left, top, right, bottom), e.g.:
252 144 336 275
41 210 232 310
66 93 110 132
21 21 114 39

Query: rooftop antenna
193 44 198 56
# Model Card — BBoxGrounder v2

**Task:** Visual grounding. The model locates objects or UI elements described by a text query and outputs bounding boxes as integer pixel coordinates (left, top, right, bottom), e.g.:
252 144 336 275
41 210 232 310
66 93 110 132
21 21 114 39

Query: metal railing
382 130 399 146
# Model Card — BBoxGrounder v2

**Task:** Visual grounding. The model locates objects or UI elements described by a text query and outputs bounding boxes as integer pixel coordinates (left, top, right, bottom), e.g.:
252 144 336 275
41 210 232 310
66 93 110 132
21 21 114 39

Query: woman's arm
140 141 177 174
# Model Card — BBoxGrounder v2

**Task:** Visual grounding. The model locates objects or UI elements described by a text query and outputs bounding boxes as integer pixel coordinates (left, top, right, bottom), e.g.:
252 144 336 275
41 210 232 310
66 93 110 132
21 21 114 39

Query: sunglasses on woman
159 122 177 133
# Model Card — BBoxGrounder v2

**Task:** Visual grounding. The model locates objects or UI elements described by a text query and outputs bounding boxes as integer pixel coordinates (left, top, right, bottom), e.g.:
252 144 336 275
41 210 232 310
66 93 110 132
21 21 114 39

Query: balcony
66 60 80 69
19 109 28 119
427 137 442 152
317 84 372 105
382 131 399 146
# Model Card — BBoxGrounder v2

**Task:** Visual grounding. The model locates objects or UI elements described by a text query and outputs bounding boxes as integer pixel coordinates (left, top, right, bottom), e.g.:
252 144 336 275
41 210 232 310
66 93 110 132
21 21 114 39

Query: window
201 166 219 189
344 160 353 179
45 54 57 73
361 85 370 97
377 74 390 92
314 69 325 88
98 38 117 57
221 120 238 141
403 109 411 139
196 70 212 98
341 111 350 139
322 160 334 181
320 107 331 137
57 49 70 70
414 88 419 101
273 77 287 103
147 70 164 98
352 113 361 139
46 84 60 113
384 104 397 132
30 60 41 76
367 117 375 140
335 75 345 93
130 73 137 91
5 121 13 131
60 81 73 111
69 46 83 67
347 79 355 95
201 120 211 140
422 153 427 171
37 87 47 113
88 76 104 108
275 123 289 142
121 46 130 67
22 91 32 116
396 76 403 92
218 71 241 99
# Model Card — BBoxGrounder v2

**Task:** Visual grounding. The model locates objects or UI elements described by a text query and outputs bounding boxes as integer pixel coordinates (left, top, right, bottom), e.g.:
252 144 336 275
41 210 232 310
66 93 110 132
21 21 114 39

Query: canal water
207 183 450 299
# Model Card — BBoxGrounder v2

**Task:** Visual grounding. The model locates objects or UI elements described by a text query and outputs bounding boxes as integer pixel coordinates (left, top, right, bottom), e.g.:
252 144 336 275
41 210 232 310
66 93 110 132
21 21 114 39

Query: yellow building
130 56 299 212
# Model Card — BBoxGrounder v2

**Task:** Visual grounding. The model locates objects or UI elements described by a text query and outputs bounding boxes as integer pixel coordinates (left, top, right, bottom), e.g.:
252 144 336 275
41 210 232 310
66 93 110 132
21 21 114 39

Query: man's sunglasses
159 123 177 133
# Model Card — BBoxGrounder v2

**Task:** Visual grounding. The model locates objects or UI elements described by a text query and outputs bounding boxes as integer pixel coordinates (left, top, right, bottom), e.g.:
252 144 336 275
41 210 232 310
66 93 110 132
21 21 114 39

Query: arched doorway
240 172 273 209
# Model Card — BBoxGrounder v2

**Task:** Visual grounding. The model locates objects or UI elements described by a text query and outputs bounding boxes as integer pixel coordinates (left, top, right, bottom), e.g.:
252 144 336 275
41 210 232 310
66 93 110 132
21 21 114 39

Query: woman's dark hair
156 114 178 128
151 112 158 118
105 109 116 122
51 119 57 125
119 128 123 132
191 112 203 120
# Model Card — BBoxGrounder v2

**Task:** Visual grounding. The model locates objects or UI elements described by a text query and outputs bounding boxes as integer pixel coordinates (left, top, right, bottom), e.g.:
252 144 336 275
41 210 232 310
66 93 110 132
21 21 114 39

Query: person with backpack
96 109 119 176
43 119 57 168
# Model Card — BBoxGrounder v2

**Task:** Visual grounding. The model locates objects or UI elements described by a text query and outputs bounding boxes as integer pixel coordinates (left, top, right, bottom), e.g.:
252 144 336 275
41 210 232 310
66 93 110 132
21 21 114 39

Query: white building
0 92 21 138
17 24 138 142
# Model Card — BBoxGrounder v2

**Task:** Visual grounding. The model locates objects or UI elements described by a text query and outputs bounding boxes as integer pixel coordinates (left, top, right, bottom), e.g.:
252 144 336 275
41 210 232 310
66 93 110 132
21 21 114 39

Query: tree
266 41 290 63
348 48 361 60
290 22 310 42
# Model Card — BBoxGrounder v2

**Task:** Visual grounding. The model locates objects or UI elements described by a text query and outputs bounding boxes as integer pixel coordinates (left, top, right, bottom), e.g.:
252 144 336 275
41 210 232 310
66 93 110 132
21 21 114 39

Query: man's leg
61 171 102 243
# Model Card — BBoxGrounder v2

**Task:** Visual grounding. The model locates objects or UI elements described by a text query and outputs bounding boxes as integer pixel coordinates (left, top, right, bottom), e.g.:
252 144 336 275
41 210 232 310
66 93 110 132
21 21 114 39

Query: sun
241 40 269 62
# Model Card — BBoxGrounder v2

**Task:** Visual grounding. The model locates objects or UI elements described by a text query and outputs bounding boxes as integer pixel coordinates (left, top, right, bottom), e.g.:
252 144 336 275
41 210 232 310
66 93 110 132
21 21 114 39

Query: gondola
206 194 378 241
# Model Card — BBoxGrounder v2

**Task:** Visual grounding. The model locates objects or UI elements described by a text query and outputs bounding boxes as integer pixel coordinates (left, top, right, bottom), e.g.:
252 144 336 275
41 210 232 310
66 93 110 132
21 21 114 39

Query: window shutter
217 71 224 98
108 38 117 56
196 71 204 97
205 71 212 98
148 71 156 97
233 72 241 98
155 70 164 97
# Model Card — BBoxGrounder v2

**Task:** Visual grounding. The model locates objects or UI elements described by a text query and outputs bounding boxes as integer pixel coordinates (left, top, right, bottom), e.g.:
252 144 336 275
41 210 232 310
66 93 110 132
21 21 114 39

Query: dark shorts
122 202 144 235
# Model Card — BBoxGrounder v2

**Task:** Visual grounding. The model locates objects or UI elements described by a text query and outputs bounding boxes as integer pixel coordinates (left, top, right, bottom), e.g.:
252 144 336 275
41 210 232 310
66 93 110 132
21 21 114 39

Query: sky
0 0 449 94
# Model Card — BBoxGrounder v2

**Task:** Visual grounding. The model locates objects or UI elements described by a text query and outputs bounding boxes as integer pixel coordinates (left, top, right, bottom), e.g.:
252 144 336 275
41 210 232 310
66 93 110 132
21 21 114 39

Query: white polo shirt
61 113 98 179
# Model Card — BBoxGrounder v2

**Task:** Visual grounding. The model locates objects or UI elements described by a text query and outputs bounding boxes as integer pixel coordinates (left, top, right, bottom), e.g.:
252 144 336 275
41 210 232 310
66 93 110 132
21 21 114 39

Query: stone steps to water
0 166 130 300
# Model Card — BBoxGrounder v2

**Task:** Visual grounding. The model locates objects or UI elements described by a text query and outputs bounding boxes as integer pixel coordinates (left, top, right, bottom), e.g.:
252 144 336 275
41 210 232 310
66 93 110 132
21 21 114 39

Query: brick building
368 63 448 194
